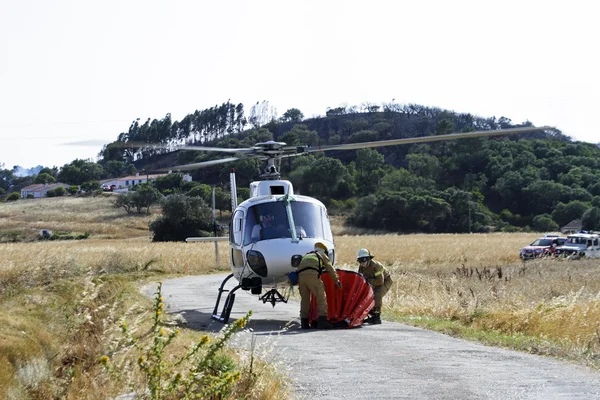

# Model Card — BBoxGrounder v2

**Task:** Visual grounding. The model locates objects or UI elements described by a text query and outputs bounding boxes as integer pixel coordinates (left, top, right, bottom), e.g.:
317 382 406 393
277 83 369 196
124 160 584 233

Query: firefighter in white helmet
357 248 393 324
297 242 342 329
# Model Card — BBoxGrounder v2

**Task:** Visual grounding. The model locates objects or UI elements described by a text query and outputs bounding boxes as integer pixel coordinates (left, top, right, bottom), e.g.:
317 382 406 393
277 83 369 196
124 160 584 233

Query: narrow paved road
148 274 600 399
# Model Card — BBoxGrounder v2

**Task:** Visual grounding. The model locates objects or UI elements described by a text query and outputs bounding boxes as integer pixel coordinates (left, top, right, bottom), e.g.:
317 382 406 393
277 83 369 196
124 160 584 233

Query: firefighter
357 248 392 324
297 242 342 329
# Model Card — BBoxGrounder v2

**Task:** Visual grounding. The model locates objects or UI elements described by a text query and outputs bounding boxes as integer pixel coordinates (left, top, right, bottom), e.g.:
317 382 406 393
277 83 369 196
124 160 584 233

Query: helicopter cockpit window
244 203 291 245
231 210 244 245
289 202 326 239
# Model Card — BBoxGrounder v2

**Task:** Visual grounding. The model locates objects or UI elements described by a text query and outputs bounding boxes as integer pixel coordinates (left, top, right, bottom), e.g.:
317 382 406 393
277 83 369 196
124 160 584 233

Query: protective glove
336 281 343 289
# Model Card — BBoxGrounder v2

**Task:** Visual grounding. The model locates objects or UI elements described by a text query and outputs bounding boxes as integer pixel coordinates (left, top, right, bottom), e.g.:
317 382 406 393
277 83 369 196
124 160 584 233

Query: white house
101 173 192 190
21 183 71 198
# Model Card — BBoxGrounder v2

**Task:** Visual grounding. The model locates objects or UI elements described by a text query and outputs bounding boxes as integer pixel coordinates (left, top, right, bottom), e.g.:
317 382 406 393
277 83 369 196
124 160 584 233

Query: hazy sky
1 0 598 170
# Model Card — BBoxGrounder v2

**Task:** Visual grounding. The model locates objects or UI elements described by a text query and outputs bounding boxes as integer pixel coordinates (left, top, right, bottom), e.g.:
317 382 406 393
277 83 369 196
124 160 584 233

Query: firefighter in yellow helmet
297 242 342 329
357 248 393 324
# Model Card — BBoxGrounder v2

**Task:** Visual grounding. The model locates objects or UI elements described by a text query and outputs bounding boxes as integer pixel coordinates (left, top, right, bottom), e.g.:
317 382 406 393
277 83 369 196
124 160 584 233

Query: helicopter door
230 209 244 268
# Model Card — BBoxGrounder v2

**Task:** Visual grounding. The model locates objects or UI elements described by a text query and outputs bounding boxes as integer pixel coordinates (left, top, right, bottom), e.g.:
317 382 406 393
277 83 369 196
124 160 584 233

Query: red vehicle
519 237 566 260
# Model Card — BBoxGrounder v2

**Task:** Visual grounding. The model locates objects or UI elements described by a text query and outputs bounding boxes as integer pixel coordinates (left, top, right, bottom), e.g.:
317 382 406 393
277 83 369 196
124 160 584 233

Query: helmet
357 248 373 260
314 242 328 253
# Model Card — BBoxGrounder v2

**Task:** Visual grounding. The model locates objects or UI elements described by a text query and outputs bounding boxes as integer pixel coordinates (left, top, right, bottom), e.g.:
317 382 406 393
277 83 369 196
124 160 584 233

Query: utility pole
212 187 219 267
468 202 472 233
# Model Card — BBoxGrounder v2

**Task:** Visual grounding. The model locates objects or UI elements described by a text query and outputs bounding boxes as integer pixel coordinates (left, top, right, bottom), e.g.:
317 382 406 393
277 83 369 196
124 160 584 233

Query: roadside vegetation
339 235 600 369
0 237 289 399
1 196 599 398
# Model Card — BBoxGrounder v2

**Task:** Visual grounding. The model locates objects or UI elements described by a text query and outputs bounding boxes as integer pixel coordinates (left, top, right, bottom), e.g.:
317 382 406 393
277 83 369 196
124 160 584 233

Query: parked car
554 233 600 259
519 237 565 260
101 184 116 191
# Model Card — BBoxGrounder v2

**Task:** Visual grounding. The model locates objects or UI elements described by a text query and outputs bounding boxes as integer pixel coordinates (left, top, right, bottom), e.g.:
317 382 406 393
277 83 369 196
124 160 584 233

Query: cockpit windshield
243 201 328 245
290 201 325 239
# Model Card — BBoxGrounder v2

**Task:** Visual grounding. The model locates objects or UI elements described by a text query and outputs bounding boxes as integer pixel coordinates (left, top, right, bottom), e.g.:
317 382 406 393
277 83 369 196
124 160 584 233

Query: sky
1 0 598 170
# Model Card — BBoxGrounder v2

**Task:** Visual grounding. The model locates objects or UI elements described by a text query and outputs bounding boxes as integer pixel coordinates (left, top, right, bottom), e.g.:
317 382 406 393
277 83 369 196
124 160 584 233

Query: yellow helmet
314 242 328 253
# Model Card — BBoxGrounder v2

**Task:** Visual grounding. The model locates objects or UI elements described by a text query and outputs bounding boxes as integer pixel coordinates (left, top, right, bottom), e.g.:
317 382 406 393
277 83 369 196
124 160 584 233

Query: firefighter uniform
357 248 392 324
297 242 341 329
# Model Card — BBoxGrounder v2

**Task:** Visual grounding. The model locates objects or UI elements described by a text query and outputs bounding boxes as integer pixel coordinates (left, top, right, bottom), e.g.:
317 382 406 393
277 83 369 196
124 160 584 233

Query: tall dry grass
333 235 600 367
2 196 599 396
0 196 154 241
0 238 289 399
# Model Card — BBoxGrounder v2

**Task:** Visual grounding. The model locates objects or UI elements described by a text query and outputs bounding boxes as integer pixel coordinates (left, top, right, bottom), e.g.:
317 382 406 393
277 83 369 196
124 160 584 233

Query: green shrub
41 231 90 241
81 181 101 193
47 187 66 197
7 192 20 201
532 214 559 232
150 194 213 242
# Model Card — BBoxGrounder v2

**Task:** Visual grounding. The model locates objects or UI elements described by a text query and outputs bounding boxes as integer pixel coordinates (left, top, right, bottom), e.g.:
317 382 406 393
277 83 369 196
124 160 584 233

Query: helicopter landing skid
259 288 288 307
211 273 241 323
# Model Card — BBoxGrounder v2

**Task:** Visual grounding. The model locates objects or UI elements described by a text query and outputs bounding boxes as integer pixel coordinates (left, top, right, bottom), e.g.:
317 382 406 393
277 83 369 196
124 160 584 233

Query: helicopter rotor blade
300 126 553 154
63 139 258 155
113 141 256 154
155 157 241 172
169 145 256 154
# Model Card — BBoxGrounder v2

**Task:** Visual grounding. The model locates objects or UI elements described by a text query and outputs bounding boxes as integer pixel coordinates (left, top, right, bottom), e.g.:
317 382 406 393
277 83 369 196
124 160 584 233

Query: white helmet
357 248 373 260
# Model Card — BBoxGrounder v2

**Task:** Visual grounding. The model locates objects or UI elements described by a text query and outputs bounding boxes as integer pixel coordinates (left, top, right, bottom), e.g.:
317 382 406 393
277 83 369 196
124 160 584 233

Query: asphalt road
147 274 600 399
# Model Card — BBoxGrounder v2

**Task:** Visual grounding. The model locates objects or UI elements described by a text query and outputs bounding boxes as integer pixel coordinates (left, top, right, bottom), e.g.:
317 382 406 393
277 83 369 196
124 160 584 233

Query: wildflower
159 327 166 336
99 355 109 365
234 318 247 329
200 335 210 345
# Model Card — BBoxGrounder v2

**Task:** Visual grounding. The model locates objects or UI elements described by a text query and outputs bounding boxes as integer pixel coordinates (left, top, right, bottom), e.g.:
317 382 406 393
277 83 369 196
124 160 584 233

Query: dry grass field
0 195 155 242
1 196 599 398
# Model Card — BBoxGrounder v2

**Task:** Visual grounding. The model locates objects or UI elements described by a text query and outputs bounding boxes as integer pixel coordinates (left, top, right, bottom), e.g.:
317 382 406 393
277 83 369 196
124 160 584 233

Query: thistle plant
101 282 252 399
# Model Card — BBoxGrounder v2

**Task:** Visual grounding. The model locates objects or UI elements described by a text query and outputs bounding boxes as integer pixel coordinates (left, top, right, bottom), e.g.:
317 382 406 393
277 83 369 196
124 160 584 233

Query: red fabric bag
308 269 374 328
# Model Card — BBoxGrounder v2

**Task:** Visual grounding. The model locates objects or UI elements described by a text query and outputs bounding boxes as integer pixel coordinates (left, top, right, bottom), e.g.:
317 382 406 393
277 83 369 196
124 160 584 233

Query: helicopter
152 126 550 323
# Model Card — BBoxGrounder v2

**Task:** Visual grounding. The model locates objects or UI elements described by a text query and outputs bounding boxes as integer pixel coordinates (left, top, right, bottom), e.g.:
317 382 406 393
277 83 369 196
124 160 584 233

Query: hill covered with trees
3 100 599 233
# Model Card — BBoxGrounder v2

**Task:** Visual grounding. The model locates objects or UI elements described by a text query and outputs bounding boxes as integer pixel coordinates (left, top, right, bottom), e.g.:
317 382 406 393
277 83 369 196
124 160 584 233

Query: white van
554 233 600 259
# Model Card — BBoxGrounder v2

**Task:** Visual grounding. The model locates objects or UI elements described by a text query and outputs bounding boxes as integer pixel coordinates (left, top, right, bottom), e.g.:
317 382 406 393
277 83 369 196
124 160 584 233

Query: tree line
2 100 599 235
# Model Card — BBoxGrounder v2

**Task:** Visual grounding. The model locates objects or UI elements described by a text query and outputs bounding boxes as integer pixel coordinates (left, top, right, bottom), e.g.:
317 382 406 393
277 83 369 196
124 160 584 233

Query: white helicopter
156 126 550 323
